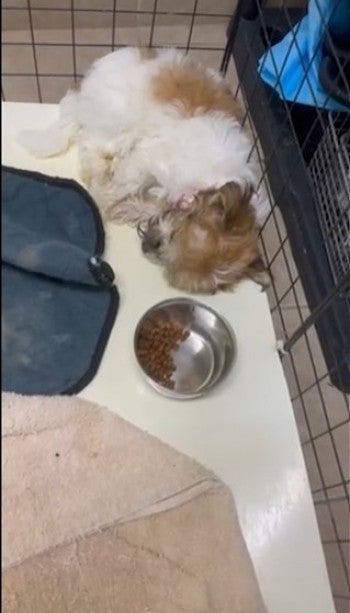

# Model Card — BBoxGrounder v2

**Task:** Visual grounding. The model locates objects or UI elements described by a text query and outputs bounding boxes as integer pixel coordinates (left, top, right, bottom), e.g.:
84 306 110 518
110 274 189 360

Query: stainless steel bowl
134 298 236 399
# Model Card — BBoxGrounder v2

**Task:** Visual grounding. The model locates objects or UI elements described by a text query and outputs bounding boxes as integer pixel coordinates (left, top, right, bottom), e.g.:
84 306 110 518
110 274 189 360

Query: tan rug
2 392 267 612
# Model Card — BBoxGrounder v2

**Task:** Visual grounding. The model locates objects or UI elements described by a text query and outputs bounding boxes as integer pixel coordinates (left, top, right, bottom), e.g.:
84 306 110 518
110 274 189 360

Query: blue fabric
258 0 350 112
2 167 119 395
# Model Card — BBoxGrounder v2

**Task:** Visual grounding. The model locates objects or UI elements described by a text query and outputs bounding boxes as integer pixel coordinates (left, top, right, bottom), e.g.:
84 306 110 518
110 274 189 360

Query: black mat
2 167 119 395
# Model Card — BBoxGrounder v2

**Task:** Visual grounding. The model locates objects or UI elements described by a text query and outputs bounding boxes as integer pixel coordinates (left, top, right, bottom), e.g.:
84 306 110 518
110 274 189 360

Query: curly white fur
18 47 269 226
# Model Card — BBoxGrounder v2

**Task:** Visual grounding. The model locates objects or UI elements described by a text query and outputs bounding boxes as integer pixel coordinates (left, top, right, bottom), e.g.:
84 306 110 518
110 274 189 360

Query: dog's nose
142 239 161 254
142 241 151 254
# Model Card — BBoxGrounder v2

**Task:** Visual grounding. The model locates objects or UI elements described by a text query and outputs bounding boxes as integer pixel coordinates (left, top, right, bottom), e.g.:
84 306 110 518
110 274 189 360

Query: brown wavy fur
151 60 244 122
164 183 268 294
139 49 268 293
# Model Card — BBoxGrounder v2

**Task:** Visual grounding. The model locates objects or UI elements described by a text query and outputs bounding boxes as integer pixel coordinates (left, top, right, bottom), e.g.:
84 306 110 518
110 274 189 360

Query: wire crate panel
309 116 350 289
228 1 350 392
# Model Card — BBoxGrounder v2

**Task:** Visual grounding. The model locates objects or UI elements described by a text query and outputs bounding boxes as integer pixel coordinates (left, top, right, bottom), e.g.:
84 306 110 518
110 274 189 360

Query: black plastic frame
226 2 350 393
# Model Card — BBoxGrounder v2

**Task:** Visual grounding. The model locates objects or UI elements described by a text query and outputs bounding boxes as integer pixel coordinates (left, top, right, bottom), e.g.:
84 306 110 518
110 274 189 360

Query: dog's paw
17 129 45 156
17 124 69 158
259 273 271 292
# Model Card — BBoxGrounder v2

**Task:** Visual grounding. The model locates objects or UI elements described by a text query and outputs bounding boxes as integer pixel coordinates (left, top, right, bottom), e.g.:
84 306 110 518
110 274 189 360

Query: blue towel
2 167 119 395
258 0 350 112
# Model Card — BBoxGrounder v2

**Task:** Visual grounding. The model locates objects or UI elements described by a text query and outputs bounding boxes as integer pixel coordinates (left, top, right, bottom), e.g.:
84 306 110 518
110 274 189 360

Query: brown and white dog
18 47 270 294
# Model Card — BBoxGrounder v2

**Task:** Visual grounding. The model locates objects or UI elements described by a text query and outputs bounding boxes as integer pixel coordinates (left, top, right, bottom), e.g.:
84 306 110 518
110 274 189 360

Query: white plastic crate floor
2 101 336 613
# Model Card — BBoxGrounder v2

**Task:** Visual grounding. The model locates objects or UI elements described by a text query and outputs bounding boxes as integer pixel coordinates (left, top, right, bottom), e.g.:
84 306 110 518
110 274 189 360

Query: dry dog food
136 317 190 389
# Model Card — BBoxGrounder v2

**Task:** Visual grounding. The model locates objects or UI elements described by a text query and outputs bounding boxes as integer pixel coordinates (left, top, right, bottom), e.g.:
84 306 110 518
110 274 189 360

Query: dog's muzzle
141 237 162 255
137 219 162 257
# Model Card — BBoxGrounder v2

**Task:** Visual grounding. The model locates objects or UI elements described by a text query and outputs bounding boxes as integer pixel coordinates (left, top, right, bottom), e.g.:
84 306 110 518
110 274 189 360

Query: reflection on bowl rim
133 298 237 400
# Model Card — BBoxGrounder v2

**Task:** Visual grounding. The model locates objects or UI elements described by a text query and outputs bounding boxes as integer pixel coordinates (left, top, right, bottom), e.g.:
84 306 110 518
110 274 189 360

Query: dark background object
225 1 350 393
319 31 350 109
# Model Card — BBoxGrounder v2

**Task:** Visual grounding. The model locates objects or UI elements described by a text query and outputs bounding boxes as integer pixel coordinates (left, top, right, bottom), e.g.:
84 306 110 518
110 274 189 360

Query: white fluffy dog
18 47 269 293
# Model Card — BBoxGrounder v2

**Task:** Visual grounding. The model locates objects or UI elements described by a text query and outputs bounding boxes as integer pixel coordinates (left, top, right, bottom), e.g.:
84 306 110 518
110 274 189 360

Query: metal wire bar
315 496 349 505
26 0 42 102
149 0 158 47
282 273 350 352
71 0 77 83
185 0 198 53
3 7 233 17
112 0 117 50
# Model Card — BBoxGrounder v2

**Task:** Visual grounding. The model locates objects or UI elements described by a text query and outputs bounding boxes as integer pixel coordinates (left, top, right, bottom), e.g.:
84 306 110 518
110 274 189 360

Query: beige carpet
2 392 267 612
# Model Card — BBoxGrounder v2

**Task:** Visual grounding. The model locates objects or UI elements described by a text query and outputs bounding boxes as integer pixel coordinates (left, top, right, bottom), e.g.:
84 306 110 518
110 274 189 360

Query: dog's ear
224 181 253 201
246 255 270 291
166 266 217 295
205 181 254 230
213 251 270 292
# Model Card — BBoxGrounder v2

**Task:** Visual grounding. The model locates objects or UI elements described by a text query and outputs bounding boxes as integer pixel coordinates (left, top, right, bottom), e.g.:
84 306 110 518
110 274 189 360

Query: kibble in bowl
134 299 236 399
